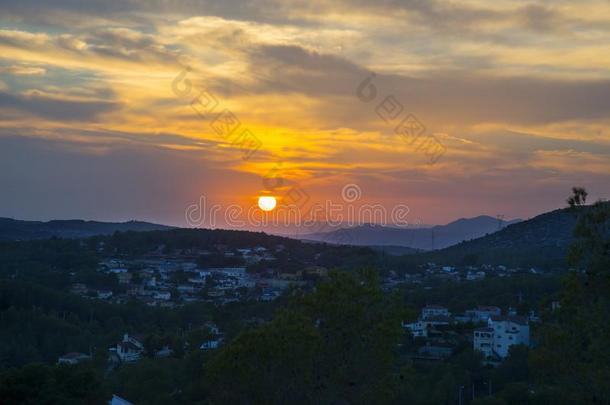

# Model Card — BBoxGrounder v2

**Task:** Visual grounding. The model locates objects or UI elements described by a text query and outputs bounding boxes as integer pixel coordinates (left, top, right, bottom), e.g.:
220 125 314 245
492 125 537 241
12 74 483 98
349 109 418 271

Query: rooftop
490 315 528 326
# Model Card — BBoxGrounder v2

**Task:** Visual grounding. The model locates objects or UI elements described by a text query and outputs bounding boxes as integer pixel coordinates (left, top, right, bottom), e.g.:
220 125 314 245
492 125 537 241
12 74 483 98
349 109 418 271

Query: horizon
0 210 528 239
0 207 524 227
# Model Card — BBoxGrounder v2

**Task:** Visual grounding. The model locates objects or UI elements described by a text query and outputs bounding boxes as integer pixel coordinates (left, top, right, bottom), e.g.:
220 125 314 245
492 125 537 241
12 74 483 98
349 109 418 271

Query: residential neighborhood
69 243 317 307
403 304 532 363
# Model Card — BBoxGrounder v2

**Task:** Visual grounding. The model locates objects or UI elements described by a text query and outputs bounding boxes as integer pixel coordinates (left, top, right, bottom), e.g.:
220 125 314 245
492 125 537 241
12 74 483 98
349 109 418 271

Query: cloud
0 90 120 121
231 43 610 127
0 64 46 75
465 130 610 157
0 29 49 46
518 4 561 33
0 28 180 72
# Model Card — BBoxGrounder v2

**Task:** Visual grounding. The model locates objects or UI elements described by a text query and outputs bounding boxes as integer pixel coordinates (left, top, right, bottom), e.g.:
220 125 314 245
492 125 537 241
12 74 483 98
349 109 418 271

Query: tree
0 363 108 404
108 358 185 405
204 269 404 404
531 201 610 403
566 187 588 209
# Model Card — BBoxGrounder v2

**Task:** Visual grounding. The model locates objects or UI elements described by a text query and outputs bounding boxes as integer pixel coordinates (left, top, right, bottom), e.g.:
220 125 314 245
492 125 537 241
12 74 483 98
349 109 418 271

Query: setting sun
258 196 277 212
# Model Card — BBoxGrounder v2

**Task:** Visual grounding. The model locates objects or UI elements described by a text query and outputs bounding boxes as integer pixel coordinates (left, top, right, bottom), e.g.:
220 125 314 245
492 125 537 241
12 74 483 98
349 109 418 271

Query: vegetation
0 196 608 403
206 270 403 404
532 200 610 403
566 186 588 209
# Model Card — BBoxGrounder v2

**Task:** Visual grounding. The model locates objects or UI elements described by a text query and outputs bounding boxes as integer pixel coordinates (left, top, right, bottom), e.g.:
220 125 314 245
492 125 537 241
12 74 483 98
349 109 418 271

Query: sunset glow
258 196 277 212
0 1 609 227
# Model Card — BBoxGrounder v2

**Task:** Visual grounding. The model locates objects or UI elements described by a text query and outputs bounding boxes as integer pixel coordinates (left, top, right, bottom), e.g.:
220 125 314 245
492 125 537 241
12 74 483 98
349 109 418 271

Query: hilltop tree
566 187 588 209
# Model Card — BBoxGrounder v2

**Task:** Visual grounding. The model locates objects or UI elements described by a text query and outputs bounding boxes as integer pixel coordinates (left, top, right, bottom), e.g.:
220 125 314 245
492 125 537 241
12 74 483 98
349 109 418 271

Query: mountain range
0 218 173 241
300 215 522 250
393 204 604 269
1 203 601 271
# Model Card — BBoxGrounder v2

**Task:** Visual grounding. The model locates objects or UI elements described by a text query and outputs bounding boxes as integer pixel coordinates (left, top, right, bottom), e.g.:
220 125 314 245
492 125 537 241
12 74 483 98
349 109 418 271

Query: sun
258 196 277 212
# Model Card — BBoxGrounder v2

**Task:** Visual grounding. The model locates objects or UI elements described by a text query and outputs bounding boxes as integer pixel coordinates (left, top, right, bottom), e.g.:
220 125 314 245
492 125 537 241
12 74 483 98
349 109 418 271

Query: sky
0 0 609 228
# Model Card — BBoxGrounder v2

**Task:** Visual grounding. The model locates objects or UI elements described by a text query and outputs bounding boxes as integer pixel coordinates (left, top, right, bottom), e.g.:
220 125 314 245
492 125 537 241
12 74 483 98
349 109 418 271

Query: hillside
394 205 605 269
0 218 174 241
367 245 422 256
300 215 521 250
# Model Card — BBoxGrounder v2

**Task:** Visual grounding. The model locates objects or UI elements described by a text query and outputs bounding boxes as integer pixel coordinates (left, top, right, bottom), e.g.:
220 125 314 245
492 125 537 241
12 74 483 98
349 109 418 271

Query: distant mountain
300 216 521 250
397 204 607 269
0 218 174 241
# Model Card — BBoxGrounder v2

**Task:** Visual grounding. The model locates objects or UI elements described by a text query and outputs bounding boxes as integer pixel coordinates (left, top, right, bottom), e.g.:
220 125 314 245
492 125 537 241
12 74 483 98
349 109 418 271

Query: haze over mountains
301 215 522 250
0 215 521 250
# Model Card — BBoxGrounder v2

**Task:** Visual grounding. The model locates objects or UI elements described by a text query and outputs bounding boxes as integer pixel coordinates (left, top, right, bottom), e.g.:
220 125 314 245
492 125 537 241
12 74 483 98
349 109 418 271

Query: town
56 239 549 371
70 240 550 309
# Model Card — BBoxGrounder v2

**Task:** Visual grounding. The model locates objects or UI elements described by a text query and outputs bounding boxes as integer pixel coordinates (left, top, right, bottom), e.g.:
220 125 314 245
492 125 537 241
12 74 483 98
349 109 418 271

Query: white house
153 291 171 301
421 305 450 319
209 267 247 278
402 320 427 337
200 323 224 350
403 315 452 338
177 284 195 293
113 334 144 362
464 306 502 323
473 327 494 358
474 315 530 359
198 270 212 278
108 268 128 274
200 337 224 350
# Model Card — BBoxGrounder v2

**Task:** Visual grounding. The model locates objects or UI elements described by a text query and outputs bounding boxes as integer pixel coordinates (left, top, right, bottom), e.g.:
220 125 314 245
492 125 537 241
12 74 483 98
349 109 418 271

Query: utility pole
459 385 464 405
